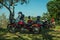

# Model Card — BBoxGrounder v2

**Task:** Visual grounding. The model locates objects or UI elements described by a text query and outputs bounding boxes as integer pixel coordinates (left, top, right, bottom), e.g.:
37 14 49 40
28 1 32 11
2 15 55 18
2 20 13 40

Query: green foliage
47 0 60 25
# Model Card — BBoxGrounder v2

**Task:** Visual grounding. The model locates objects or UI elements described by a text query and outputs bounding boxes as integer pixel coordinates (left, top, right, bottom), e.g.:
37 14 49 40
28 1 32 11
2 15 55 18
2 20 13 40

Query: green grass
55 26 60 30
0 26 60 40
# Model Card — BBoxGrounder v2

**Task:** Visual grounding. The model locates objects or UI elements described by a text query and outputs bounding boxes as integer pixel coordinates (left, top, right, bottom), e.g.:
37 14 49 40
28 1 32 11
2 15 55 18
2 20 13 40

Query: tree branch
0 2 12 14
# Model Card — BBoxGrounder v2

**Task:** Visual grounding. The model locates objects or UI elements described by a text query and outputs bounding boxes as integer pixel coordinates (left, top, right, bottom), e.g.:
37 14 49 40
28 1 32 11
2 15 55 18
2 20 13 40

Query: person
15 12 25 30
27 16 33 26
51 17 55 28
36 16 42 24
42 18 49 29
51 18 55 23
26 16 33 32
36 16 40 23
15 12 23 23
20 14 25 21
27 16 33 23
44 18 48 22
18 13 25 25
35 16 42 28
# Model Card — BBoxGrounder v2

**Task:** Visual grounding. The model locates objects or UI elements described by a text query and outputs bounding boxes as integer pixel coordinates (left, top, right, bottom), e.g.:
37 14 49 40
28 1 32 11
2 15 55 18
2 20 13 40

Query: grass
0 26 60 40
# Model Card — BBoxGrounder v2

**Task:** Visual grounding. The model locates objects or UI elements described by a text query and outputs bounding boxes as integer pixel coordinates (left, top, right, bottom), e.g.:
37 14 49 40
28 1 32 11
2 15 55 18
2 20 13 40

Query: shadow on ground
0 28 60 40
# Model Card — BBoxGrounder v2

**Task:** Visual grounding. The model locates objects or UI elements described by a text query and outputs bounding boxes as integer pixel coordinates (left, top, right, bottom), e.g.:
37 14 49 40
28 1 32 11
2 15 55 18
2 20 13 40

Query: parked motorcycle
32 23 42 33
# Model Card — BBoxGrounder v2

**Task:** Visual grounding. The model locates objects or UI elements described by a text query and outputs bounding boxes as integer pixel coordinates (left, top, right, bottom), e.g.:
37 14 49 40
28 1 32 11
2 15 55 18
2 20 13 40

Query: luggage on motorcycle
32 23 42 27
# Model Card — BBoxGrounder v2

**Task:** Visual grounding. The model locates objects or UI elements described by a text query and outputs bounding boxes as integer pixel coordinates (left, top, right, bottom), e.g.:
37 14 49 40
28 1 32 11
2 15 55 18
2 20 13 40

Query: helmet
28 16 31 19
18 12 22 14
37 16 40 20
37 16 40 18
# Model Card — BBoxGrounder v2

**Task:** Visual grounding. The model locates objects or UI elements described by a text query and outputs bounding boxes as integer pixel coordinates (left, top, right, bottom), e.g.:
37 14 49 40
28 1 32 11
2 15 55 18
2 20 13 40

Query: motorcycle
32 23 42 34
17 20 27 33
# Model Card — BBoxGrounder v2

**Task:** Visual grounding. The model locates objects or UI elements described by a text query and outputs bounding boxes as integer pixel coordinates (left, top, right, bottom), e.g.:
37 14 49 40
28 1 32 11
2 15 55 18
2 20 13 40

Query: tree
0 0 29 24
42 12 51 20
47 0 60 24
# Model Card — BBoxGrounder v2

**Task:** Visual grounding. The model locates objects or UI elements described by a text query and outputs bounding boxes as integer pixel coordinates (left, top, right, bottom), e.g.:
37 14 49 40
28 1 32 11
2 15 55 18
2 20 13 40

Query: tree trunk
0 2 14 24
9 11 14 24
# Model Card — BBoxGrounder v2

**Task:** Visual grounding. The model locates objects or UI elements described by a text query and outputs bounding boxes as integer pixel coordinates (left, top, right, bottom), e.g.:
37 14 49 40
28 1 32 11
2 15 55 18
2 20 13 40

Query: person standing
51 18 55 28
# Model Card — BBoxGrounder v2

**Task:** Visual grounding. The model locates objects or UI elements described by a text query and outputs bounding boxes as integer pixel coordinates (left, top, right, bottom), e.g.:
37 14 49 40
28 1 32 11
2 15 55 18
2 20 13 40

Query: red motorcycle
16 20 28 33
7 19 25 32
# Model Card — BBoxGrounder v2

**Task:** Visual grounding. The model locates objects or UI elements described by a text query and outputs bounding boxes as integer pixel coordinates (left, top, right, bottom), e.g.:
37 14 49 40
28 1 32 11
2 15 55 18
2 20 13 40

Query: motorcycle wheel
7 24 16 33
33 27 39 34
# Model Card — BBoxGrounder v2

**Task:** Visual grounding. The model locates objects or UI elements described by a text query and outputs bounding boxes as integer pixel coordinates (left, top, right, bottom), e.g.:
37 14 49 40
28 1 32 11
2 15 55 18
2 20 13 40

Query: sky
0 0 50 18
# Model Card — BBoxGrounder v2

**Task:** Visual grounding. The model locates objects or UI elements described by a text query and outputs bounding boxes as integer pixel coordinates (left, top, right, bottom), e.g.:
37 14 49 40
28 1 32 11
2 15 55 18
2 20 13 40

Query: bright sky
0 0 50 18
